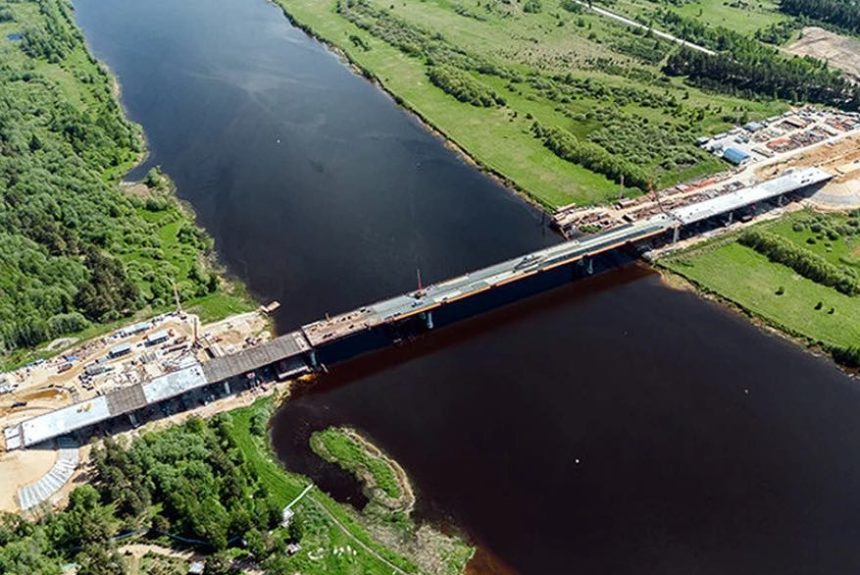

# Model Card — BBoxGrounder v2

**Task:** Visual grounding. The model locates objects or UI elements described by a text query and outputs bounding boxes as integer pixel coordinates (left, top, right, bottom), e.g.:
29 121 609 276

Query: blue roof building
723 147 750 165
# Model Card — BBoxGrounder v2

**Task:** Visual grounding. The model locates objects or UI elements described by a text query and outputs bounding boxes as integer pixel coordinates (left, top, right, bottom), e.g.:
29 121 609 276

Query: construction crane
415 268 425 299
650 178 669 216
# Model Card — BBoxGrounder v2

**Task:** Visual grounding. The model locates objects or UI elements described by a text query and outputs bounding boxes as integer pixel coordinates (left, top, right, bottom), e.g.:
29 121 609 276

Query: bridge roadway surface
301 216 674 346
301 167 831 345
2 167 832 450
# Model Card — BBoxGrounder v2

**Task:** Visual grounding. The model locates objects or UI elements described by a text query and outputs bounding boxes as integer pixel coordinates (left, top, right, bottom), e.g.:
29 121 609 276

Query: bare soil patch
787 27 860 83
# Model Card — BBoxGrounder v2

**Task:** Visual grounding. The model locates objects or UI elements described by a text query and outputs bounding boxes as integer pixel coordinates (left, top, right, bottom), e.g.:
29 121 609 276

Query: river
72 0 860 573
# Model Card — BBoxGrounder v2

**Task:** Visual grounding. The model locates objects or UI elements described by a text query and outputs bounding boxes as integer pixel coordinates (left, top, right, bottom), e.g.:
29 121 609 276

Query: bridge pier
578 257 593 275
128 413 138 427
423 311 434 330
309 350 318 369
672 226 680 243
223 380 231 395
727 211 733 225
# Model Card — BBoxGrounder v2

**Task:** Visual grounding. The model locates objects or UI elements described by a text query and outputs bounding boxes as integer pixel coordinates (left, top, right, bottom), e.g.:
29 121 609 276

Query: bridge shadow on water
308 262 655 392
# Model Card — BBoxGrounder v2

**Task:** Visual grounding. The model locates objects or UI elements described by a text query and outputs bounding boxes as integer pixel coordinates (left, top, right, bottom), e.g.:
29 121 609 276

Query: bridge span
3 168 831 450
302 216 672 347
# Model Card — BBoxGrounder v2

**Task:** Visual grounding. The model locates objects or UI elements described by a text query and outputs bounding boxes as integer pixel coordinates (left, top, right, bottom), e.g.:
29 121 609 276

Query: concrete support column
778 194 784 207
673 226 680 243
223 380 231 395
727 211 733 224
424 311 434 330
586 258 593 275
128 413 138 426
309 350 318 369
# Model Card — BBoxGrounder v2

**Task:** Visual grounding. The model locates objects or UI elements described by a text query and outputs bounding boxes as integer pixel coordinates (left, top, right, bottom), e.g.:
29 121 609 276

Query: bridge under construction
2 168 831 450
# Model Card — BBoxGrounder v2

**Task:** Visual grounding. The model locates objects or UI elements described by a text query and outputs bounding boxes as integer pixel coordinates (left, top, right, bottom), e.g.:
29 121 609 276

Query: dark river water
71 0 860 573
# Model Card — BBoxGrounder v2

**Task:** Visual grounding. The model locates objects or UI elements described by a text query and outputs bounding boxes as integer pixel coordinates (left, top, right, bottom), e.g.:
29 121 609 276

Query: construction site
553 108 860 237
0 310 272 513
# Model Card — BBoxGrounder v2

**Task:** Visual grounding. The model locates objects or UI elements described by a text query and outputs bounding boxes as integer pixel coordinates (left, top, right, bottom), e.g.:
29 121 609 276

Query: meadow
275 0 786 208
662 210 860 354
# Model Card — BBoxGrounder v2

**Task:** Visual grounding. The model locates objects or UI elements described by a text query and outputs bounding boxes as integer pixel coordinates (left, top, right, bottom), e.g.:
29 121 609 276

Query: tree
204 552 233 575
76 543 127 575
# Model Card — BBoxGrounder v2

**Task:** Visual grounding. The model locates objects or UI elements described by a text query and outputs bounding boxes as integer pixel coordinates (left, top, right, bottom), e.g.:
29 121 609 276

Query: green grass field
611 0 788 35
662 210 860 350
274 0 785 208
311 427 403 500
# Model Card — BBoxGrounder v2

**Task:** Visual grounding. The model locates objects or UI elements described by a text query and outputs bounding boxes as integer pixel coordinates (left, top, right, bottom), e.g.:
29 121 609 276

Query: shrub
523 0 542 13
532 123 649 189
427 65 505 107
832 346 860 367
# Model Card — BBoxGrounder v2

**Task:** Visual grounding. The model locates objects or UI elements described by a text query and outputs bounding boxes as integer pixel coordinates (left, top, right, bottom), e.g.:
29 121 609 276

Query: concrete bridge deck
301 217 673 346
2 168 832 450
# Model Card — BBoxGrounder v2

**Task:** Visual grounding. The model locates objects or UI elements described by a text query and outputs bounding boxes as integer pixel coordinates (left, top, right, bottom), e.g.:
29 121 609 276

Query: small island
311 426 473 575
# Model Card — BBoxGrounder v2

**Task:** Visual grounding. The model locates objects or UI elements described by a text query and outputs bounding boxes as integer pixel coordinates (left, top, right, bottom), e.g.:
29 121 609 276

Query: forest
779 0 860 35
657 11 860 110
0 414 302 575
0 0 237 360
664 46 860 110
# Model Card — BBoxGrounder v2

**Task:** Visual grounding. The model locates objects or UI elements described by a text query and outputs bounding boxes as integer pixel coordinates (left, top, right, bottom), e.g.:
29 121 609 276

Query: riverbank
657 207 860 370
270 0 781 210
0 0 256 371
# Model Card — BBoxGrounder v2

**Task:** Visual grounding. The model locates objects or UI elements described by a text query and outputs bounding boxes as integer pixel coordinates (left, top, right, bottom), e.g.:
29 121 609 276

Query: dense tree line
0 0 223 356
780 0 860 35
532 123 649 189
538 73 678 113
522 0 542 14
560 0 582 13
427 65 505 107
90 416 283 549
739 229 860 295
656 11 860 110
610 35 669 65
20 0 79 62
584 107 707 176
664 45 860 110
654 9 749 52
